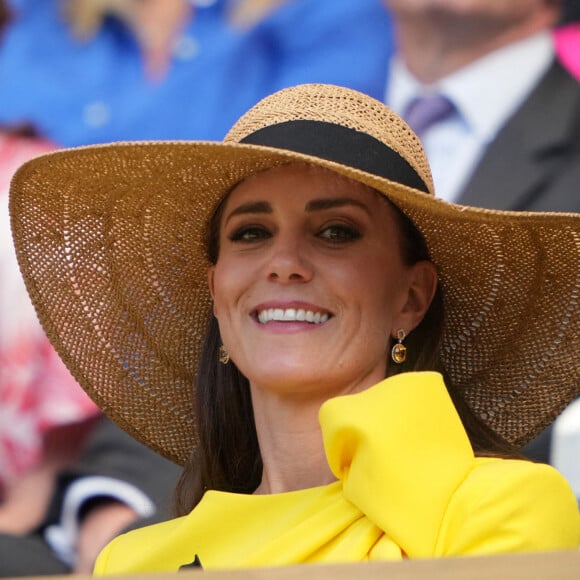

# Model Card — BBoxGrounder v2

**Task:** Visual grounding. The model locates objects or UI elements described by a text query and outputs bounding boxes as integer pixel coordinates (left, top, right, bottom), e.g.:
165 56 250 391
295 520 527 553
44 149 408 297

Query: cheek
209 260 232 319
349 253 403 297
354 259 408 324
210 257 257 319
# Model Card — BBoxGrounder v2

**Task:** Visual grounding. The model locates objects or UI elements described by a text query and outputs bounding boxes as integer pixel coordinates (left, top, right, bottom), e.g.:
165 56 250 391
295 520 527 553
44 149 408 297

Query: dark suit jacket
459 60 580 213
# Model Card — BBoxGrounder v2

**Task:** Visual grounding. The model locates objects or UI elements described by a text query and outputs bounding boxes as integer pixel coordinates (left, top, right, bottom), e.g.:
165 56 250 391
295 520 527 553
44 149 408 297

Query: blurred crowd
1 0 579 576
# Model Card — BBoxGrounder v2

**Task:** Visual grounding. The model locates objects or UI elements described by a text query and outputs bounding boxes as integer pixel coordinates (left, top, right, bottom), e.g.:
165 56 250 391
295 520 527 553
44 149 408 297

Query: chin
244 363 328 393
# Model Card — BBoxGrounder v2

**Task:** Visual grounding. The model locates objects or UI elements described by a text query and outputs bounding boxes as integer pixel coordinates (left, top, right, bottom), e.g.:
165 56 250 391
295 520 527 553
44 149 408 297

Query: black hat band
240 120 429 193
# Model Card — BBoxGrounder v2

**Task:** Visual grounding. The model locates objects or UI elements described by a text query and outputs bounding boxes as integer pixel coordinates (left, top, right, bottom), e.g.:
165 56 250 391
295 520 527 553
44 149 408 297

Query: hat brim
10 141 580 464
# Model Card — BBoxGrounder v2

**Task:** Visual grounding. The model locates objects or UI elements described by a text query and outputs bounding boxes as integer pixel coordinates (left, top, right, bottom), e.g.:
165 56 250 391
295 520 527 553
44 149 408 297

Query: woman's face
209 164 436 399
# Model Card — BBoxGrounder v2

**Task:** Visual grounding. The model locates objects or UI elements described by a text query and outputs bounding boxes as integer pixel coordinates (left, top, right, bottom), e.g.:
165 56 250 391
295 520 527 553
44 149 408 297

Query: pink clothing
0 134 98 490
554 24 580 82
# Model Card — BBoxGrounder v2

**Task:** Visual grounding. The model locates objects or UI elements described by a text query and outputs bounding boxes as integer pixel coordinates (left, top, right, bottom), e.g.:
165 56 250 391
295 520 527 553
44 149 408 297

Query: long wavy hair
174 177 519 516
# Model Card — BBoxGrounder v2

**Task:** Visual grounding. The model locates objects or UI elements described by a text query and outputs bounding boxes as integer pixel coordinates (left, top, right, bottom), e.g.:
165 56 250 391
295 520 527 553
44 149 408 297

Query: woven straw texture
9 84 580 465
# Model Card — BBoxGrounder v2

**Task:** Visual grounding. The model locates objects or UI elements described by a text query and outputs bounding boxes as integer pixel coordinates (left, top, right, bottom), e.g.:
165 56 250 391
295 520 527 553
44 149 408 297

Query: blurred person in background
0 124 99 534
383 0 580 212
0 0 250 144
0 414 180 577
0 124 180 578
0 0 392 146
0 4 181 576
0 137 182 576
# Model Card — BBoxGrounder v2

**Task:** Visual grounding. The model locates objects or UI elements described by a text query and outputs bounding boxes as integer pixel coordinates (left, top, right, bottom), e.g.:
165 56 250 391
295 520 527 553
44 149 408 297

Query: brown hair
173 175 519 516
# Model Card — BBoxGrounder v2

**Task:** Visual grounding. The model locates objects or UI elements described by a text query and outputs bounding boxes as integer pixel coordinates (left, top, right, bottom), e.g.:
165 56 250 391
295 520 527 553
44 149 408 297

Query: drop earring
218 344 230 364
391 329 407 364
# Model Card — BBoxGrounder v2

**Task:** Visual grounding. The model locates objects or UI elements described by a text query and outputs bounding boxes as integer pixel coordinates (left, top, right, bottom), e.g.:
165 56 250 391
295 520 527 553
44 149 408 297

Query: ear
207 266 219 317
391 260 438 337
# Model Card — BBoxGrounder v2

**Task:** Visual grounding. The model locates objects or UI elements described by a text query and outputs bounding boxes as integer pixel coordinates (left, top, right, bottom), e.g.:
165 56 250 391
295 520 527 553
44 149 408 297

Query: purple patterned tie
403 94 456 136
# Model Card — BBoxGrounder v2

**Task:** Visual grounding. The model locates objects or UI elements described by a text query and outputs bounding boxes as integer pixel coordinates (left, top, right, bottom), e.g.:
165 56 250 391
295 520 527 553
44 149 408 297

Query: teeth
257 308 329 324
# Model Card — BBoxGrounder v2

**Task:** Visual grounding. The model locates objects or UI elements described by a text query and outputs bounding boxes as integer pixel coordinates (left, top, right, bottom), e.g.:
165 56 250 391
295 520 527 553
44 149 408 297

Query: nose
266 232 313 283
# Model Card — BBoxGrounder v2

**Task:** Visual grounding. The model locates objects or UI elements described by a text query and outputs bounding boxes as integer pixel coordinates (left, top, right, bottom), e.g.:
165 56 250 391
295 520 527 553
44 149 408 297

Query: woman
9 84 580 572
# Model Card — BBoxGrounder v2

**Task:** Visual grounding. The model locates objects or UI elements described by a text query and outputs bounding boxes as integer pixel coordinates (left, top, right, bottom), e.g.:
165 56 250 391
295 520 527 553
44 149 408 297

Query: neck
393 10 558 84
251 389 336 495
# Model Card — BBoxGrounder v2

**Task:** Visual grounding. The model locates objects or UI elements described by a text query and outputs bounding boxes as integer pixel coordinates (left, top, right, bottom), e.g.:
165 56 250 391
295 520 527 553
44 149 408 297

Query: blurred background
1 0 579 575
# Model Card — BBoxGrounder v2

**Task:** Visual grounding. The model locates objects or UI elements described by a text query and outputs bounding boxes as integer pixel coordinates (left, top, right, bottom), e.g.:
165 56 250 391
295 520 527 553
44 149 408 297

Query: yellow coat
95 372 580 574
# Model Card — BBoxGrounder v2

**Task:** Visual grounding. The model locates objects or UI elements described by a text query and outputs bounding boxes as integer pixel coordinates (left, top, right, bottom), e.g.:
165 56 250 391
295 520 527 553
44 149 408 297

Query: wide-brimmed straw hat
9 84 580 465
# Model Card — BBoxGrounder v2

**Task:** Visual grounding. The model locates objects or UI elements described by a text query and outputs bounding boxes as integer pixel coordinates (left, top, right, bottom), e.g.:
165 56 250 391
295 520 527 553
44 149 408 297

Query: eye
229 225 271 243
318 223 362 243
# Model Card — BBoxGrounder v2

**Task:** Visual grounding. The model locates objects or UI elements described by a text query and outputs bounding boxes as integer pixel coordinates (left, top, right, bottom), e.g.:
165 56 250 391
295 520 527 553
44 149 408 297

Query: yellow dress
95 372 580 574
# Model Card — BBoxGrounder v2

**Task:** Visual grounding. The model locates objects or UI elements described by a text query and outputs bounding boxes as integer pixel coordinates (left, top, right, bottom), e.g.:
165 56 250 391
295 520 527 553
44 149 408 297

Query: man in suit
381 0 580 464
383 0 580 212
0 416 181 577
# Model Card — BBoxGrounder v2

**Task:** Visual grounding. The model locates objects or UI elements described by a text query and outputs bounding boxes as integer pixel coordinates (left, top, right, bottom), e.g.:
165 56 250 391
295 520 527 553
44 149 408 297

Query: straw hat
9 84 580 465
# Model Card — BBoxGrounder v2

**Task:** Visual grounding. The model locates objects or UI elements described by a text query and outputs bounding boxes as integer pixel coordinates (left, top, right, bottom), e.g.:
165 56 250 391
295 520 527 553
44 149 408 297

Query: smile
257 308 330 324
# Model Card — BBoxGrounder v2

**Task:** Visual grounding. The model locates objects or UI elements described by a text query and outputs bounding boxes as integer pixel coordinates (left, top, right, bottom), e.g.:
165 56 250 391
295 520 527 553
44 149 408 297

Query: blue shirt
0 0 392 146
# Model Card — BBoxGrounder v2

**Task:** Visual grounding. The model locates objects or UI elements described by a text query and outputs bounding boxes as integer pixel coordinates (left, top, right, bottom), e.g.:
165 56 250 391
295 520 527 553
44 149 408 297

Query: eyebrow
305 197 371 215
224 197 371 225
224 201 272 225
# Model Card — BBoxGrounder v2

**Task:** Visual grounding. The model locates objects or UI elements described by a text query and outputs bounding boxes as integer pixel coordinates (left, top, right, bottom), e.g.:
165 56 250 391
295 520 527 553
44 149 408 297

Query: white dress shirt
551 399 580 505
386 31 554 203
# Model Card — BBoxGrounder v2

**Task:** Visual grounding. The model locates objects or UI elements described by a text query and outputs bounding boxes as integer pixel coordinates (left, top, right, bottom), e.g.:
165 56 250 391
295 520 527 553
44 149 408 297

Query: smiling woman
8 83 580 573
204 163 439 495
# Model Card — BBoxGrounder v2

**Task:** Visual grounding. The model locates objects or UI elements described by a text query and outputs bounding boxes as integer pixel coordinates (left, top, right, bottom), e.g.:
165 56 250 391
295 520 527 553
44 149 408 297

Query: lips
256 307 330 324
